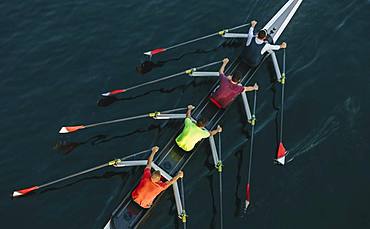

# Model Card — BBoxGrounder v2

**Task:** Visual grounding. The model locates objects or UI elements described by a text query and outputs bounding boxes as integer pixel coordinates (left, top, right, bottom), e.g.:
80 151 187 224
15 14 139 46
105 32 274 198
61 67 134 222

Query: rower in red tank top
210 58 259 109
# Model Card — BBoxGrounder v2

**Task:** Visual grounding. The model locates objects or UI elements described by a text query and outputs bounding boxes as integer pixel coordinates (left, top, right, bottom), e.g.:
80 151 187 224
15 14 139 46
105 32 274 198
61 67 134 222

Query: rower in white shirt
224 20 287 67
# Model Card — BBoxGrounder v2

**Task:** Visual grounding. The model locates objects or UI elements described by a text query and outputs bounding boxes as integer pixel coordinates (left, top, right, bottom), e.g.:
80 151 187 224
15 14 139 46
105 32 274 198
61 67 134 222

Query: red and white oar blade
101 89 126 97
144 48 166 56
59 125 85 134
12 186 39 197
276 142 287 165
245 183 251 209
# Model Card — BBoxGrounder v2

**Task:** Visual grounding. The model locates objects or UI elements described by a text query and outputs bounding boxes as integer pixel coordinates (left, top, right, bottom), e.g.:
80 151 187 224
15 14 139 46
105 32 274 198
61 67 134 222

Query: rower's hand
151 146 159 154
251 20 257 27
280 42 287 49
222 58 229 64
253 83 259 91
187 105 195 110
177 171 184 178
217 125 223 133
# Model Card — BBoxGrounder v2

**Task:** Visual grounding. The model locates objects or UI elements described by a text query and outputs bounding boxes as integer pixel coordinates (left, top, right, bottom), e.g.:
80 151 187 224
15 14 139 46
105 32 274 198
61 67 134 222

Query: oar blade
59 125 85 134
12 186 39 197
101 89 126 97
276 142 287 165
245 183 251 210
144 48 166 56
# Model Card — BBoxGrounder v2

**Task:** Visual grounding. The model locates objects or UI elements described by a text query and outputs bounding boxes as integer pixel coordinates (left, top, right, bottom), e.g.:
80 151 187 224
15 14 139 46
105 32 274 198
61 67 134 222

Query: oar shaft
279 49 286 142
85 114 149 128
40 148 150 188
247 90 257 184
166 33 218 51
218 132 223 229
163 23 250 51
125 71 185 92
218 133 222 161
39 163 109 188
85 107 187 128
219 172 223 229
122 60 222 92
180 179 186 213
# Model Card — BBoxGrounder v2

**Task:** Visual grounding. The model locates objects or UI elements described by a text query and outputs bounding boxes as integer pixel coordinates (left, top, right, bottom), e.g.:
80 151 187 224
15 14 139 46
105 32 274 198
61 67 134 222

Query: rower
209 58 258 109
176 105 222 152
132 146 184 208
241 20 287 67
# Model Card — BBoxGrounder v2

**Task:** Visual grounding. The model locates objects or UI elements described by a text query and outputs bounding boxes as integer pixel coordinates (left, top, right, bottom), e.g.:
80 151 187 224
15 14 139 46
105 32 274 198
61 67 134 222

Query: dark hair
257 29 267 39
197 117 208 127
231 71 242 83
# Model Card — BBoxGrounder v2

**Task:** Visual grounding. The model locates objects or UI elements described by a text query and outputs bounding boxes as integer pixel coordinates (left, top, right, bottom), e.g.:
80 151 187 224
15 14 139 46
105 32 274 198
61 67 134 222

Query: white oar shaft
209 136 220 168
180 179 187 227
154 114 186 120
222 33 249 38
114 160 147 167
241 91 252 121
270 51 282 81
173 181 184 217
190 71 219 77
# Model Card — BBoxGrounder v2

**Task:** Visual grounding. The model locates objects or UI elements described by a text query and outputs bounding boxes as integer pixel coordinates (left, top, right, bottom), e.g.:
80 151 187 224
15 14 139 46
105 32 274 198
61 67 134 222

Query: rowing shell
104 0 302 228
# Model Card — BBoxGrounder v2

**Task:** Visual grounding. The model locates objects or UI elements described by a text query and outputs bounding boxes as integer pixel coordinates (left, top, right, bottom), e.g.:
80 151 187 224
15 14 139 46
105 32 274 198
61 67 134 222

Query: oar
101 60 222 97
12 149 151 197
276 49 287 165
245 89 257 211
180 178 188 229
59 107 187 134
144 23 250 56
217 133 224 229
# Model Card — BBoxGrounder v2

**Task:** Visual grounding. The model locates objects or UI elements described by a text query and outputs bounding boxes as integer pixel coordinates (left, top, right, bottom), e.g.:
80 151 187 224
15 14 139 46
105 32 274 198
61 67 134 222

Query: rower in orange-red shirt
132 146 184 208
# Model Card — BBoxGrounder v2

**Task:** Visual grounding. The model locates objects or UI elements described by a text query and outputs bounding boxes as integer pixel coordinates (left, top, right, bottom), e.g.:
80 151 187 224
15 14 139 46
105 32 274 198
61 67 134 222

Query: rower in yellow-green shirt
176 105 222 151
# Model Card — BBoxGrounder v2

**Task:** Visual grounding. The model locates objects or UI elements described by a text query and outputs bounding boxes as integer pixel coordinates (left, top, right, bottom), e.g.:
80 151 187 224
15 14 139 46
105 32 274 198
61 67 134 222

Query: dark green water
1 0 369 228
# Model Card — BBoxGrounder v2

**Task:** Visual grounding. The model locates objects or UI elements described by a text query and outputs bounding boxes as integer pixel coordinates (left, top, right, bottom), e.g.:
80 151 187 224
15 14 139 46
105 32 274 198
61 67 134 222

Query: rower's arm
219 58 229 75
209 125 222 136
244 83 259 92
245 27 254 46
261 43 281 55
165 171 183 187
185 105 194 118
146 146 159 169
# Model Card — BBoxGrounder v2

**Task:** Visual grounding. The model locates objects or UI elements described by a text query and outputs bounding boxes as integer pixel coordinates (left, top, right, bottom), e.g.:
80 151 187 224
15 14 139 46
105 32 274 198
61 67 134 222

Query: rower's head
257 29 267 40
231 71 242 83
151 170 162 183
196 117 208 128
